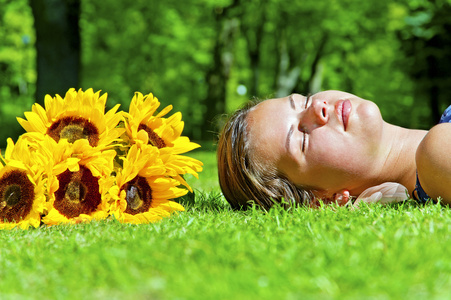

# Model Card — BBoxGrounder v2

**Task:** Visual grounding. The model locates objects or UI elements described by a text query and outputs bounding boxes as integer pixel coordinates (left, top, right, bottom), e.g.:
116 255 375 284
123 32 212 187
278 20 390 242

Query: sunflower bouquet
0 88 202 229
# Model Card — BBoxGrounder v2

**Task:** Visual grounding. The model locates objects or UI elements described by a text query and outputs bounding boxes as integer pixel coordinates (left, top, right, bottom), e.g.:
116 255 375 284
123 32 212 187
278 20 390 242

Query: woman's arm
416 122 451 203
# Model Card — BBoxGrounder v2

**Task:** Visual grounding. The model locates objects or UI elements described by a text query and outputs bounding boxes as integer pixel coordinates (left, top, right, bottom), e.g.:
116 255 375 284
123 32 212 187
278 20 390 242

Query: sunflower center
4 185 21 207
126 185 143 210
54 165 101 218
0 170 35 223
121 176 153 215
60 125 88 143
138 124 166 149
65 181 87 203
47 116 100 147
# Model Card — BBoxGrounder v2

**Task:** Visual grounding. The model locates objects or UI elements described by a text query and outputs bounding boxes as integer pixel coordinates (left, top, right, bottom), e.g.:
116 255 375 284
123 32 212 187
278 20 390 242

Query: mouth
336 100 352 130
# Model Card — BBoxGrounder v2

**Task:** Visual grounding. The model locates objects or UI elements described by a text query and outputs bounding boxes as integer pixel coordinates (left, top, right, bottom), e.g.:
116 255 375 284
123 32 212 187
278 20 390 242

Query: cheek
308 134 365 175
356 101 384 128
308 133 346 164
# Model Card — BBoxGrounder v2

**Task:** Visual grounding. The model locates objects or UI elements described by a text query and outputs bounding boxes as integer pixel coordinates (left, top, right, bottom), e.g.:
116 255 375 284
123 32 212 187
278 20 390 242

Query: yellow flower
109 144 185 224
0 136 47 229
17 88 123 150
41 138 115 225
123 92 203 190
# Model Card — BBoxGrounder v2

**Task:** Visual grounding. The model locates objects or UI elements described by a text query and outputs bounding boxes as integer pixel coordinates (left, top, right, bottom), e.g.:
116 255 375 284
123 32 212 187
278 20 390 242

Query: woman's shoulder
416 122 451 160
415 122 451 203
428 121 451 136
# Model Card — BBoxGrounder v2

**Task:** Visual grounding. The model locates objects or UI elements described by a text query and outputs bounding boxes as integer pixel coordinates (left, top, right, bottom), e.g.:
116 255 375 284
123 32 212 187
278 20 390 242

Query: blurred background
1 0 451 148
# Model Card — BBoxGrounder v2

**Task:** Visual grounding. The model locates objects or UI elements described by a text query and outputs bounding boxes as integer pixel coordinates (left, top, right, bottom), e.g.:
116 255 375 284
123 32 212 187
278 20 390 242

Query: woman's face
247 90 385 198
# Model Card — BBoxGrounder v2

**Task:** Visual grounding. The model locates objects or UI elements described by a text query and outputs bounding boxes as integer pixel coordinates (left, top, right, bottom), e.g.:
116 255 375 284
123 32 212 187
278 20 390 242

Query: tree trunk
299 33 328 94
426 55 441 123
30 0 81 105
274 30 300 98
240 0 266 98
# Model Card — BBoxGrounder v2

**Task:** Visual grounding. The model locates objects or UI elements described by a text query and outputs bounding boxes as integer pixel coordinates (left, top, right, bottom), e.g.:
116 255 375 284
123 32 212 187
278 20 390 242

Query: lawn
1 146 451 300
184 142 219 193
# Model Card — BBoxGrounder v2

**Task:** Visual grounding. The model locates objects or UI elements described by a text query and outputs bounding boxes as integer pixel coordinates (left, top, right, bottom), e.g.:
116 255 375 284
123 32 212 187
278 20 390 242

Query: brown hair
217 101 314 210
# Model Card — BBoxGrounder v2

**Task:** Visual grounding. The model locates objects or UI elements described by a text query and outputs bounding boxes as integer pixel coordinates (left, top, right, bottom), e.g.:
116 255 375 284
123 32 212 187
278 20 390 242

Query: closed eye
286 124 294 152
302 132 306 152
305 95 311 109
300 95 310 152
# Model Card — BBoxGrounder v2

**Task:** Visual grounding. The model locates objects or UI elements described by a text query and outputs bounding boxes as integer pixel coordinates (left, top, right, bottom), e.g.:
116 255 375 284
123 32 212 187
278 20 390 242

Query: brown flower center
5 185 21 206
0 170 35 223
54 165 101 218
65 181 87 203
138 124 166 149
47 116 100 146
121 176 153 215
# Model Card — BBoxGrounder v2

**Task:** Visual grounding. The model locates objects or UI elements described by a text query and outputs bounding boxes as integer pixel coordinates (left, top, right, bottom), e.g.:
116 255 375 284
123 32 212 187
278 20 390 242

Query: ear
332 189 351 206
313 189 350 206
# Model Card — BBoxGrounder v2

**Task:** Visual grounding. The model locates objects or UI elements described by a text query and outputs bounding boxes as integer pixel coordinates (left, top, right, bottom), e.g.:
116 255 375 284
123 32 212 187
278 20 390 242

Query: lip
336 100 352 130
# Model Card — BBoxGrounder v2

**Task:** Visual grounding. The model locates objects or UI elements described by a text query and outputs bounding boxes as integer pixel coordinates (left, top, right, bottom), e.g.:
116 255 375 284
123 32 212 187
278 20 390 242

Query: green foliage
80 0 217 140
0 0 35 145
397 0 451 127
1 0 450 145
0 0 35 94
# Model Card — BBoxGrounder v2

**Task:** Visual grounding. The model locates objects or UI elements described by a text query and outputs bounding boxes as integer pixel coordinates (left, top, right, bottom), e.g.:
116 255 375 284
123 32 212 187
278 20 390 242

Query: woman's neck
376 123 427 195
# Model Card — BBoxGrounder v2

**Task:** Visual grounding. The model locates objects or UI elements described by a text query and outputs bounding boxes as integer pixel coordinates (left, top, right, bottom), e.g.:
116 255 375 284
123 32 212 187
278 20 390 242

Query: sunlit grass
1 199 451 299
1 149 451 299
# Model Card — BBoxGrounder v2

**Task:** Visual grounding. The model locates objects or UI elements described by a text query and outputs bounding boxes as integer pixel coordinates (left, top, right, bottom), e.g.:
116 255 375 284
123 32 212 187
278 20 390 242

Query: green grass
184 143 219 193
2 149 451 299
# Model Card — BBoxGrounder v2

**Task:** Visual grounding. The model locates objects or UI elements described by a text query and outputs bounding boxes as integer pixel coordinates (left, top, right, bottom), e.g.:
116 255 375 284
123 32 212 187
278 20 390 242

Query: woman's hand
353 182 409 205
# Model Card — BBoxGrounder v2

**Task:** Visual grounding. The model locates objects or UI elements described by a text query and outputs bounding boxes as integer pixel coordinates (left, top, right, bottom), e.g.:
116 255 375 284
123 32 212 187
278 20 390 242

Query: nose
298 98 329 132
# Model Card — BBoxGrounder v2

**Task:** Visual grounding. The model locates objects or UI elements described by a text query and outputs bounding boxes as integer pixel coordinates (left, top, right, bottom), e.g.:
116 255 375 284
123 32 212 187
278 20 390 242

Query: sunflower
17 88 123 150
109 144 185 224
41 138 116 225
0 136 47 229
123 92 203 190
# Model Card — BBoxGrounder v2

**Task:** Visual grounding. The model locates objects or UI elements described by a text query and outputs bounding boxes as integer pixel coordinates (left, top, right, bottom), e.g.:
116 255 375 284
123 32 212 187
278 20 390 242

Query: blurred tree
267 0 331 97
81 0 217 140
238 0 267 97
30 0 81 105
3 0 445 144
0 0 35 98
0 0 35 147
397 0 451 127
202 0 240 140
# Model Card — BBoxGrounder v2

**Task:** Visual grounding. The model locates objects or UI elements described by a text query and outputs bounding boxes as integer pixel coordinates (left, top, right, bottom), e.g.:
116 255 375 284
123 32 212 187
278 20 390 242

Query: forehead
247 97 290 164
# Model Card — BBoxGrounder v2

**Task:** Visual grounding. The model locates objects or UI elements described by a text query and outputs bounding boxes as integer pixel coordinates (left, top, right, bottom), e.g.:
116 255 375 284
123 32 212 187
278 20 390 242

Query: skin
247 90 428 203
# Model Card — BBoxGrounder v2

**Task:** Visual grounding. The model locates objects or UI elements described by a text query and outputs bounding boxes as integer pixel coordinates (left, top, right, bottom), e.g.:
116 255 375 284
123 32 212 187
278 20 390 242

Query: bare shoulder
416 122 451 202
417 123 451 156
424 122 451 138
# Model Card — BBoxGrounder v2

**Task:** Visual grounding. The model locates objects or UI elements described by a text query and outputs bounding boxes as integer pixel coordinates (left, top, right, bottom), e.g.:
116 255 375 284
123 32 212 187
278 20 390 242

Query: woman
217 90 451 209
